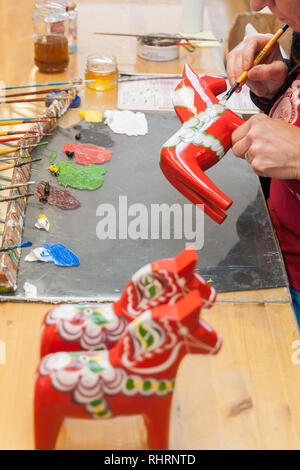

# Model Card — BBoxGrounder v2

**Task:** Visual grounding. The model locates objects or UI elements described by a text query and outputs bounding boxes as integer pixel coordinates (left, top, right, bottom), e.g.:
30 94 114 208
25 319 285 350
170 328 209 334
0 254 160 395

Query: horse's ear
151 246 197 282
153 289 202 327
174 246 197 281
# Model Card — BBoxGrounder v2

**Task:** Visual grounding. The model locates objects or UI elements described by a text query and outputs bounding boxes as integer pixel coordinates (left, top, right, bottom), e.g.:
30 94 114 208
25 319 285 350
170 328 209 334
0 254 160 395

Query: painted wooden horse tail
40 246 216 357
34 289 221 450
160 64 245 224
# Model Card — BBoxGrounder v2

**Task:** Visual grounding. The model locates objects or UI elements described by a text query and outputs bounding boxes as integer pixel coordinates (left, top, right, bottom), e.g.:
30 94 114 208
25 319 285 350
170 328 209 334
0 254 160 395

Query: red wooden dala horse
40 247 216 356
34 289 221 450
160 65 245 224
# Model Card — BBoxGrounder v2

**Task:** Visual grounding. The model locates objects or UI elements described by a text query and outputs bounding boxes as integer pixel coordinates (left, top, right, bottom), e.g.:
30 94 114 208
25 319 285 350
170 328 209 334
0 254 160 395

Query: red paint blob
63 143 112 165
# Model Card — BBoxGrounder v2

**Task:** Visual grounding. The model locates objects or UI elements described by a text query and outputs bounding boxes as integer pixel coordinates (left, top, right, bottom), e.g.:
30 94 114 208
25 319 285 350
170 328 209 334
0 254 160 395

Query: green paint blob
56 161 106 190
49 152 57 163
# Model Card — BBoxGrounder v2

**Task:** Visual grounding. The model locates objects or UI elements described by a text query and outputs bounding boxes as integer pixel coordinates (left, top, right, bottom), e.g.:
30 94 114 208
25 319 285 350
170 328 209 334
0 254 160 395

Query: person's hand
232 114 300 180
227 34 288 99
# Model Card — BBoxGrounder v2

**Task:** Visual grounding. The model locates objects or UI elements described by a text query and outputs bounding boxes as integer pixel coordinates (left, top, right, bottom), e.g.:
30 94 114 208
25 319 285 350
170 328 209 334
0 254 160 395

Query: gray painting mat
2 112 288 302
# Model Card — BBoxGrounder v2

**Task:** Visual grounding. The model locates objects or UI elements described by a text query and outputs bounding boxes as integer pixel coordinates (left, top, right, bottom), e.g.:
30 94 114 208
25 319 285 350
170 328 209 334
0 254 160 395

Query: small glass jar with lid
33 1 69 73
85 54 118 91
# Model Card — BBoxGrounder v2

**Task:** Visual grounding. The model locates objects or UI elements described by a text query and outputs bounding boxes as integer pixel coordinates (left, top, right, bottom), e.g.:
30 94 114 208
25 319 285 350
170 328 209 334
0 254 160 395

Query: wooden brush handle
0 162 14 171
0 147 16 155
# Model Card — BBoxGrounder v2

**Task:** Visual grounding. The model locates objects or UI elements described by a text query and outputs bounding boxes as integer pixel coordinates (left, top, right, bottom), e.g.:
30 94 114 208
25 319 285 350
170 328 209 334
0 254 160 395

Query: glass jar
85 54 118 91
66 0 78 53
33 1 69 73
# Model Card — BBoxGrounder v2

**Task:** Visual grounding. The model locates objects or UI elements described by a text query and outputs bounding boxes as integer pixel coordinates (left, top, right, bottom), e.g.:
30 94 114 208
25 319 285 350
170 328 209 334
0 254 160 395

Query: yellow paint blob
49 164 59 174
78 110 103 123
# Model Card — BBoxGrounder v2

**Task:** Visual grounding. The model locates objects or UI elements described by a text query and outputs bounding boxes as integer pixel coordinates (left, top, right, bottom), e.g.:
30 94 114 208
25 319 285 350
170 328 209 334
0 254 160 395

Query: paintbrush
0 241 32 252
0 87 72 99
0 117 54 122
0 130 44 136
0 155 33 162
94 32 220 42
1 96 73 105
0 157 42 172
0 133 52 143
0 141 48 156
0 119 54 127
0 193 34 203
220 24 289 106
2 79 93 91
0 181 35 191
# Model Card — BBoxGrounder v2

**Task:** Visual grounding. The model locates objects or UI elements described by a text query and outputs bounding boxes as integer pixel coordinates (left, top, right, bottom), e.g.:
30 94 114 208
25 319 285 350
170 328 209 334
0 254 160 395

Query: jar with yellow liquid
85 54 118 91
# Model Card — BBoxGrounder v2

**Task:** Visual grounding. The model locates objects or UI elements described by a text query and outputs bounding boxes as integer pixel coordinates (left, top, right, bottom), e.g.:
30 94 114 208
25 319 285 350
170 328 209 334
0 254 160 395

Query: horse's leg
34 377 65 450
143 396 172 450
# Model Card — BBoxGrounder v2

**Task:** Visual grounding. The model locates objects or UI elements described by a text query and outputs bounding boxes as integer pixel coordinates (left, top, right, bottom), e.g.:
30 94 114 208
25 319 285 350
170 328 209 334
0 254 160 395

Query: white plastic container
137 35 179 62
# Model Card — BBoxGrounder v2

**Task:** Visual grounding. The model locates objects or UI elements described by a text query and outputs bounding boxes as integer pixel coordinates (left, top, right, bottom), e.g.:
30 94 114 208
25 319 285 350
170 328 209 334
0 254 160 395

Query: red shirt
268 74 300 290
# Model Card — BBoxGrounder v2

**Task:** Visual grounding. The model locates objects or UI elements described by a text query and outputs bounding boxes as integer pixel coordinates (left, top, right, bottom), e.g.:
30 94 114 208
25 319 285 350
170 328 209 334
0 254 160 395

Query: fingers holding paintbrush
223 24 289 105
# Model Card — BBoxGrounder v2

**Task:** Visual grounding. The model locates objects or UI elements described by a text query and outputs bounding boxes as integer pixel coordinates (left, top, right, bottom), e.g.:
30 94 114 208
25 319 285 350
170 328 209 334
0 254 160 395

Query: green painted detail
49 152 57 163
90 312 109 326
87 360 104 373
148 285 156 299
90 399 102 407
126 378 134 390
143 380 151 391
56 161 106 190
97 410 108 417
158 381 166 392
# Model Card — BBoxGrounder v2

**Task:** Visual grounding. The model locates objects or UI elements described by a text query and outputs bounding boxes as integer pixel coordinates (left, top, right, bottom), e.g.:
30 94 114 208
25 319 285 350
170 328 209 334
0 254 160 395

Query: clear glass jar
33 1 69 73
85 54 118 91
66 0 78 53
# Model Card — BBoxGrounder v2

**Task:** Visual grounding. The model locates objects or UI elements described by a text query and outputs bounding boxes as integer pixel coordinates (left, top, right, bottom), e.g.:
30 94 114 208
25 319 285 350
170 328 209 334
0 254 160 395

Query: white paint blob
103 110 148 136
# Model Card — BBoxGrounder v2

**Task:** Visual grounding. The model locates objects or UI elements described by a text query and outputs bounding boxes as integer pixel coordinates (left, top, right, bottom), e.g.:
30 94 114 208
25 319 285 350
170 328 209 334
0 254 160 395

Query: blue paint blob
70 95 81 108
40 243 80 267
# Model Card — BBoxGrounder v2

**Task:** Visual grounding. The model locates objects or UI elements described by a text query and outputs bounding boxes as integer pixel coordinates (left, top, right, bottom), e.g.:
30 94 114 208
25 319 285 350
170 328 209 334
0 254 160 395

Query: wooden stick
0 193 34 203
0 87 71 99
0 130 42 136
0 117 54 122
0 119 53 127
2 79 92 91
0 155 32 162
1 96 73 105
0 158 41 172
0 141 48 156
0 241 32 252
0 133 52 143
94 32 220 42
0 181 35 191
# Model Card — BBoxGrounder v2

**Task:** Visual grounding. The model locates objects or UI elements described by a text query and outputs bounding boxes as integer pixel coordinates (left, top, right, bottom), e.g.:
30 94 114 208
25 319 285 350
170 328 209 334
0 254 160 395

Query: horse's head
160 65 245 224
114 246 216 319
110 289 221 378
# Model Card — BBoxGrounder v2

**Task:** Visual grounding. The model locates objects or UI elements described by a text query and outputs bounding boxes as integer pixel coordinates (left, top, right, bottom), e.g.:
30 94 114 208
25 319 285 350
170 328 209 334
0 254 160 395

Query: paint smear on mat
23 282 37 298
35 214 50 231
25 243 80 267
36 181 81 209
49 152 57 163
103 110 148 136
55 162 106 190
63 143 112 165
78 110 102 122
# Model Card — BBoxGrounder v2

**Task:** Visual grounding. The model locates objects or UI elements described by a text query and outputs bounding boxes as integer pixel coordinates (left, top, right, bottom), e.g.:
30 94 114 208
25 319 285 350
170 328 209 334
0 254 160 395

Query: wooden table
0 0 299 450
